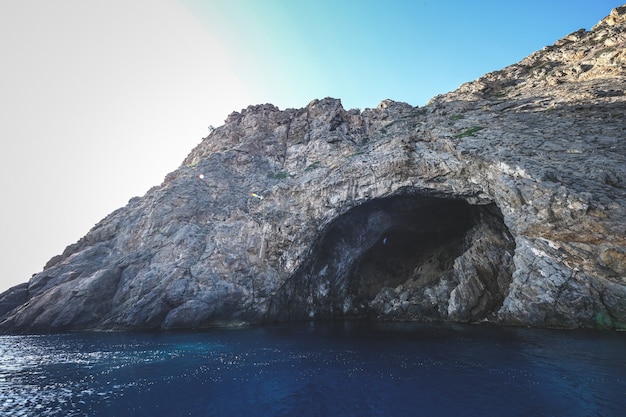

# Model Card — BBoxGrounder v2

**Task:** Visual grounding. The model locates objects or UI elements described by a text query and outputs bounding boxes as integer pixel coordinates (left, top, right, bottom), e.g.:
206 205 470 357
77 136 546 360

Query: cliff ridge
1 6 625 332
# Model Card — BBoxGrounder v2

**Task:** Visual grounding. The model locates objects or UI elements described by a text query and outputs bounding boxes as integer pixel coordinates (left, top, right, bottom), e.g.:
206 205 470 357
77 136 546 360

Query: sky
0 0 622 293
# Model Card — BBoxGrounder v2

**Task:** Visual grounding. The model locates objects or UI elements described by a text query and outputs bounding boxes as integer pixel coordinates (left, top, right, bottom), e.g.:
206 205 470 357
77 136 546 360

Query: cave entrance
269 195 514 323
347 199 470 302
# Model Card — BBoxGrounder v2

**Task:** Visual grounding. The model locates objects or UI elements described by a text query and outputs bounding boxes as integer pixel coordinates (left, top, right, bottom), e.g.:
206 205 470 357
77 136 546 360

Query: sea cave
268 194 516 323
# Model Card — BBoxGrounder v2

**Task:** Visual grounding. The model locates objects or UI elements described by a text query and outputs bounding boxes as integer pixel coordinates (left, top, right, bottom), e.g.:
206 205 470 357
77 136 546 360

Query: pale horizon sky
0 0 622 293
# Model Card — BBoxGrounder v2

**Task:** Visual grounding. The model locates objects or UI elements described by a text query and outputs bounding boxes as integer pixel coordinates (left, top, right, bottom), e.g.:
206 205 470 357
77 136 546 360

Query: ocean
1 321 624 416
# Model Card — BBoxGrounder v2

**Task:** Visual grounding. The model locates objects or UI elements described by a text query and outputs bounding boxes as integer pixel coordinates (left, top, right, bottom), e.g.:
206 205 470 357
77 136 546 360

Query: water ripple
1 324 625 417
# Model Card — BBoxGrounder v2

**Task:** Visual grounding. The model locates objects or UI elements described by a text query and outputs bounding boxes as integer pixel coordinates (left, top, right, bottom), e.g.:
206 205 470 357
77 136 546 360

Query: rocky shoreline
1 6 625 333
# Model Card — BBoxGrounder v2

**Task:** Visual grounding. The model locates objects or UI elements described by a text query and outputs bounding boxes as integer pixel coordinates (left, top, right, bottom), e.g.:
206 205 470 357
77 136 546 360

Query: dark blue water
1 321 624 417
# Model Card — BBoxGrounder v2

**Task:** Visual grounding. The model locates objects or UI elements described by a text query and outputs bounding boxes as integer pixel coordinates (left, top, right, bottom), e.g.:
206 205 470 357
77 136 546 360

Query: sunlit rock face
1 6 625 332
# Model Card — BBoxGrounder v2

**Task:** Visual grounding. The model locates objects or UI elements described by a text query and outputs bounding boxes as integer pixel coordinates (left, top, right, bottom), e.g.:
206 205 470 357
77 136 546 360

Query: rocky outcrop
1 6 625 332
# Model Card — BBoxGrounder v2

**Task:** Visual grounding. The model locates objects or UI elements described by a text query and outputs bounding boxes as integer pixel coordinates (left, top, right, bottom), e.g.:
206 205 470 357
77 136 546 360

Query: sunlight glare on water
1 322 625 417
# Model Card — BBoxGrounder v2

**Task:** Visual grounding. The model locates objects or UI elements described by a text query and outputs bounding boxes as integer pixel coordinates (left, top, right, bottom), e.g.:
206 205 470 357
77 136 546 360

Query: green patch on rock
594 312 626 330
305 161 321 171
454 126 485 138
268 171 290 180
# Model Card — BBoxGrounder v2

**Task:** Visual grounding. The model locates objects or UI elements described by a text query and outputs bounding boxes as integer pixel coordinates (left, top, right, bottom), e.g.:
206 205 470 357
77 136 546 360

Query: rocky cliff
1 6 625 332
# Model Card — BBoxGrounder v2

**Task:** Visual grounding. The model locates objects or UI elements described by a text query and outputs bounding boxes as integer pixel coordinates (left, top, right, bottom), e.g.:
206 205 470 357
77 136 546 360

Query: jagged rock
0 283 28 317
1 6 625 332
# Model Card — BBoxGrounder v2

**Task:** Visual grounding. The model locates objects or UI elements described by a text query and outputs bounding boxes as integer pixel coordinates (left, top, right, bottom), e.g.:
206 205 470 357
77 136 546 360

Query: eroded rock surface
1 6 625 332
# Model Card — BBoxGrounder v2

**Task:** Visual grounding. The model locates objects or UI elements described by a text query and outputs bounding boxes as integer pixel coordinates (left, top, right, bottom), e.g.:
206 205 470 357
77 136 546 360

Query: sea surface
1 321 624 417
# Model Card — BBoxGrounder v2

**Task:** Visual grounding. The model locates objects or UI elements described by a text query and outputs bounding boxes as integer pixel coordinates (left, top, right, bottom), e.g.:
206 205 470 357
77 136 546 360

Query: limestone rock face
1 6 625 332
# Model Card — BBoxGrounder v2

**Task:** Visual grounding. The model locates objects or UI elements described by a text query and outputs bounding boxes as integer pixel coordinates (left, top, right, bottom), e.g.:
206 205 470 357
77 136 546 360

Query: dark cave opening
269 194 515 323
349 227 467 300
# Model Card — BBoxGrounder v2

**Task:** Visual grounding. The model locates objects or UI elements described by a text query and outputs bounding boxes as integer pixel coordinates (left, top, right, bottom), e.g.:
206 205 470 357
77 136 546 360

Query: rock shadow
267 194 515 323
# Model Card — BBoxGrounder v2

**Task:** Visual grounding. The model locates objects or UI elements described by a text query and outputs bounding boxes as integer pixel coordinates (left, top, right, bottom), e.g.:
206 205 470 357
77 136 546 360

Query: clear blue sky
0 0 622 292
183 0 623 109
